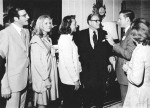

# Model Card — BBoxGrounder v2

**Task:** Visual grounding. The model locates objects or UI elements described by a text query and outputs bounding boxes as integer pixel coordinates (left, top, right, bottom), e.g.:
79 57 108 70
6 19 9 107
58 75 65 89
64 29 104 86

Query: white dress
123 44 150 108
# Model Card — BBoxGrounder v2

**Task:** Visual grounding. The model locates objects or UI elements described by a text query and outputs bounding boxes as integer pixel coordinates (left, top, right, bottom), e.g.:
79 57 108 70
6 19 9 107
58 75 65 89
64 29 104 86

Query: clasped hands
45 78 51 89
122 62 130 73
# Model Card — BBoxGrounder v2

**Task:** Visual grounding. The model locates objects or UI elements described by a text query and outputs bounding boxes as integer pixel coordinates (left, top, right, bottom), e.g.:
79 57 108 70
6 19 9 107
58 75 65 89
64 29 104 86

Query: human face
70 19 77 33
118 13 128 28
42 18 53 34
18 10 30 26
89 15 100 30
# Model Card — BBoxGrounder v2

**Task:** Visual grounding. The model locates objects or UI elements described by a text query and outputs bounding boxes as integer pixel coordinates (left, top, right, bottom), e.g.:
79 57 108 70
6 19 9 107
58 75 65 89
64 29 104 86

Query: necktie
21 29 26 45
93 31 98 47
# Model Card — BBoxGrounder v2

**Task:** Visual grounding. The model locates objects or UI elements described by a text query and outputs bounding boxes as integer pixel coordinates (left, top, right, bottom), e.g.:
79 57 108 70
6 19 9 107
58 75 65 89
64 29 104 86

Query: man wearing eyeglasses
77 13 112 108
0 7 30 108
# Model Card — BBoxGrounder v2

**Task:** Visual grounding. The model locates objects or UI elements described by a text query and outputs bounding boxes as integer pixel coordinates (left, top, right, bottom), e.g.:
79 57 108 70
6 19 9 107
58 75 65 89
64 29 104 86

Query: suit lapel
87 29 94 50
121 28 131 46
24 29 30 56
9 24 27 51
95 29 105 48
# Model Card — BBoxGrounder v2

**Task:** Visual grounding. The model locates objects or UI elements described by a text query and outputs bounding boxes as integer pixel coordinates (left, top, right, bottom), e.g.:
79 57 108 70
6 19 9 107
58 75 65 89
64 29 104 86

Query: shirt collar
125 26 130 33
12 23 23 35
89 28 98 35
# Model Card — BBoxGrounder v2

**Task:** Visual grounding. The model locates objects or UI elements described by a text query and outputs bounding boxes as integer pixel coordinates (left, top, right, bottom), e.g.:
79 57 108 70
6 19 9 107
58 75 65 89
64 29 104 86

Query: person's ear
14 17 19 22
126 17 130 23
89 20 92 25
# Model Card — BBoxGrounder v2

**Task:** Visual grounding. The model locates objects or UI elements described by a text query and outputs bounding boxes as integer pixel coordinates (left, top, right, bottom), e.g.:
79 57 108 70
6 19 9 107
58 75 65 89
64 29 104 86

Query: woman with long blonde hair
30 15 58 108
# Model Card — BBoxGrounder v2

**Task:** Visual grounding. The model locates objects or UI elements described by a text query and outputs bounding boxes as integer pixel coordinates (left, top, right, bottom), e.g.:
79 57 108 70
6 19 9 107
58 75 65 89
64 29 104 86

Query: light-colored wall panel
62 0 95 30
103 0 122 22
0 0 3 25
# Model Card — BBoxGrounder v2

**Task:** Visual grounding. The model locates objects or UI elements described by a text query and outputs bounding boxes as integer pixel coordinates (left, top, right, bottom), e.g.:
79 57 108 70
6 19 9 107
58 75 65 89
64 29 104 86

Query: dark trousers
83 85 105 108
0 56 6 108
61 83 82 108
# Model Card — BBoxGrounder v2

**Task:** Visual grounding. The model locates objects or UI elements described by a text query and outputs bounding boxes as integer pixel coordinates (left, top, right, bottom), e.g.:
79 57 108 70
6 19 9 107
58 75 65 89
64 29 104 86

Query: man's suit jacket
0 24 30 93
113 28 136 85
78 28 112 88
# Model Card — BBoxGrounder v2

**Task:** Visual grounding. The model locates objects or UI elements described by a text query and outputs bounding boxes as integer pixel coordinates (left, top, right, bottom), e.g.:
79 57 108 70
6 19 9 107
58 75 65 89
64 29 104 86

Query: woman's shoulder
30 35 41 43
135 44 150 59
59 34 71 41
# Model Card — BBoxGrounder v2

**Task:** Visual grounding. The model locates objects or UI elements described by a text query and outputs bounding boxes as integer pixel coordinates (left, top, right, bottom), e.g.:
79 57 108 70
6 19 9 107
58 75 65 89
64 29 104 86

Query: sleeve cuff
1 87 11 95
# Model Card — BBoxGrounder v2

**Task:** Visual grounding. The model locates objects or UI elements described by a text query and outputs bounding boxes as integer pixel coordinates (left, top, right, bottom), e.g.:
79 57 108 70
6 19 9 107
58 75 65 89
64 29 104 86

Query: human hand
74 80 80 91
122 62 129 72
1 87 11 99
107 65 112 73
106 34 115 46
45 78 51 89
109 56 116 70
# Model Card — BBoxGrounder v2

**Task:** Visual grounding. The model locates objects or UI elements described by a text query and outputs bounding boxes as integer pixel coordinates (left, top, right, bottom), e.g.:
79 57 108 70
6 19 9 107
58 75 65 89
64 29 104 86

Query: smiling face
42 18 53 34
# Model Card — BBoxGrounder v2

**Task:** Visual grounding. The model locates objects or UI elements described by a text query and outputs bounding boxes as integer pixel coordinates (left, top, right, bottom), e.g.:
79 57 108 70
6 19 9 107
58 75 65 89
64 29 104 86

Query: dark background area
3 0 62 26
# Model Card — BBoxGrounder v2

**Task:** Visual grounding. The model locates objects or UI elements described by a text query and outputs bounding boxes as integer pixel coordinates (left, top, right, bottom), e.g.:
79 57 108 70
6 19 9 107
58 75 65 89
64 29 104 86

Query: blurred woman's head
59 15 76 35
32 15 53 38
130 18 150 45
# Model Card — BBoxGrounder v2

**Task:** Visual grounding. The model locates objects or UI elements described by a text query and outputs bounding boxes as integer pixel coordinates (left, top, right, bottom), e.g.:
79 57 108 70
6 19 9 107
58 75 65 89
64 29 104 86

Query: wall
103 0 123 39
0 0 3 25
62 0 95 30
125 0 150 22
103 0 122 22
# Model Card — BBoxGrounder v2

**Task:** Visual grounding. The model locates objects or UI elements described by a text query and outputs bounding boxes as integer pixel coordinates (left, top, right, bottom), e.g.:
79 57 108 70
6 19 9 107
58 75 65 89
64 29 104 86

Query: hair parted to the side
130 18 150 45
59 15 76 34
120 10 135 22
32 15 52 38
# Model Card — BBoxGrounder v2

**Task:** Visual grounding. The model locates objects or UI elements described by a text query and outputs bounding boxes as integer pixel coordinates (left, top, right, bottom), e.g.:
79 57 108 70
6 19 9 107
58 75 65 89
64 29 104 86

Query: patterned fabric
123 44 150 108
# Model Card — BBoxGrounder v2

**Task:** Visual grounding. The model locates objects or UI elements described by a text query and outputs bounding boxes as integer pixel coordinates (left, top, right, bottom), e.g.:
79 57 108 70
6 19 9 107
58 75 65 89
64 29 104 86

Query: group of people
106 10 150 108
0 5 150 108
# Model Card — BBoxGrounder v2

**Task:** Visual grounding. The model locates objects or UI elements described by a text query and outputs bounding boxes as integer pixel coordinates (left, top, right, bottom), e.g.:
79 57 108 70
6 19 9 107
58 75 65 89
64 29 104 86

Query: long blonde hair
32 15 52 38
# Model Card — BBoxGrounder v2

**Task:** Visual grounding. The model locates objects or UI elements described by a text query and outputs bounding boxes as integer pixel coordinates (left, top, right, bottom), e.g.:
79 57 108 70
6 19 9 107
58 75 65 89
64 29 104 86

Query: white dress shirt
122 26 130 40
58 34 81 85
89 29 98 48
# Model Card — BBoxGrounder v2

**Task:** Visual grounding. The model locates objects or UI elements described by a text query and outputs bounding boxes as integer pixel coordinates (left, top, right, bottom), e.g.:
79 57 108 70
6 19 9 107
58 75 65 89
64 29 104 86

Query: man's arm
113 38 136 60
0 30 11 99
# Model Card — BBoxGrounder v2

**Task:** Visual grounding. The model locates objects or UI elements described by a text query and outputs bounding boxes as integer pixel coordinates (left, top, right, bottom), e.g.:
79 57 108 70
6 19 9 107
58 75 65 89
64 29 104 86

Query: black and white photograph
0 0 150 108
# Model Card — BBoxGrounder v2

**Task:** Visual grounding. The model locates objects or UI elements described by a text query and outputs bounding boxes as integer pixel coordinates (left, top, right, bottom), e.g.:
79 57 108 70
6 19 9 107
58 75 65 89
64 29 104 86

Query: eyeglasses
19 13 28 18
90 20 101 23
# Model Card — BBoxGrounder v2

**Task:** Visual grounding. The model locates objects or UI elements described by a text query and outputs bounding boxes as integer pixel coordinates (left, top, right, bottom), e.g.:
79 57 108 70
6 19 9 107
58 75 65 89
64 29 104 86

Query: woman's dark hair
59 15 75 34
120 10 135 22
130 18 150 45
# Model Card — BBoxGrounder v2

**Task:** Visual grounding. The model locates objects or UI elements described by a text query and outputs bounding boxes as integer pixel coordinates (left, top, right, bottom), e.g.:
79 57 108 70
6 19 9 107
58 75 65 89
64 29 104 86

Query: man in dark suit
77 13 112 108
106 10 136 106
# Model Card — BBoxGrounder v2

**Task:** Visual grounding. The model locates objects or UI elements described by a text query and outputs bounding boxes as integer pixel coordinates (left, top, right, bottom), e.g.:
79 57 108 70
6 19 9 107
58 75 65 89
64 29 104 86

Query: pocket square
102 39 106 42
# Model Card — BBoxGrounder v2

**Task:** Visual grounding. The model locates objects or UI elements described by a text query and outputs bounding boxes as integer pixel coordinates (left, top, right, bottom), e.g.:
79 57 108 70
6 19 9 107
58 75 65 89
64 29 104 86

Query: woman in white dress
123 18 150 108
30 15 58 108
